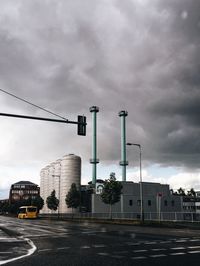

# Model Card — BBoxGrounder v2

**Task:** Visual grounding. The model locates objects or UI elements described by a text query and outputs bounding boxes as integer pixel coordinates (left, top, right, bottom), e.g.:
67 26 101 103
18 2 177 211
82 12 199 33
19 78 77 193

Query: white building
40 154 81 214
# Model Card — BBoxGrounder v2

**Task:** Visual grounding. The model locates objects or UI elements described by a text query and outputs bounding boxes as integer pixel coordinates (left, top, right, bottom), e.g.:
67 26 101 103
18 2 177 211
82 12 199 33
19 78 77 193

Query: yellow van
18 206 38 219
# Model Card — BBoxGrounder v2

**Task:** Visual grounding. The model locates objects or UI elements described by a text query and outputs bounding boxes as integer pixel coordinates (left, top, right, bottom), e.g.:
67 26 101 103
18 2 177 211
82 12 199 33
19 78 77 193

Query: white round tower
60 154 81 213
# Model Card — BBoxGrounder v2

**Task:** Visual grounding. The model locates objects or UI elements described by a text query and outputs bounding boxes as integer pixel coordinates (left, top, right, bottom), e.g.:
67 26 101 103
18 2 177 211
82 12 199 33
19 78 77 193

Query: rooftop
12 181 38 186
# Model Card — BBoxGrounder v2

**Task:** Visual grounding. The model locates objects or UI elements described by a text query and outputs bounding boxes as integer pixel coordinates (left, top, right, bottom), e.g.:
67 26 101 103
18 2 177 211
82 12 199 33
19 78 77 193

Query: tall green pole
90 106 99 188
119 110 128 181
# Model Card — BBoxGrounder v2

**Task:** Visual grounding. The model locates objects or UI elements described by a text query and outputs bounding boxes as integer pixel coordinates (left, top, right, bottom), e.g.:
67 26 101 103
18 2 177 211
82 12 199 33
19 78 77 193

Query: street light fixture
126 142 144 222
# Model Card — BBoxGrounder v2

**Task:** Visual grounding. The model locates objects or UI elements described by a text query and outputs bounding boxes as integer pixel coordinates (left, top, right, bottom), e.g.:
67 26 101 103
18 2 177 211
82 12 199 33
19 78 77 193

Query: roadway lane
1 216 200 266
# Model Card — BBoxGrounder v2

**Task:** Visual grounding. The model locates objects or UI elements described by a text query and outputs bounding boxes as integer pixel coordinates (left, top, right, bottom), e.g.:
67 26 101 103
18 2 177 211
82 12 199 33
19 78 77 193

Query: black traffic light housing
77 115 86 136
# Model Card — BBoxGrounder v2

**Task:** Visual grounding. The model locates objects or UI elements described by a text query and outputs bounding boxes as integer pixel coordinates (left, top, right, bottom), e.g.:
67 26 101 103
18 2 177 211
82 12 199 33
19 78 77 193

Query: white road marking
57 247 70 250
133 250 147 253
92 245 106 248
98 253 109 256
145 242 157 245
188 246 200 249
25 234 50 238
151 248 166 251
189 239 200 242
175 240 187 243
51 235 70 238
171 247 185 250
38 249 52 253
150 254 167 258
0 237 36 266
80 246 90 249
170 252 185 256
188 250 200 254
131 256 146 260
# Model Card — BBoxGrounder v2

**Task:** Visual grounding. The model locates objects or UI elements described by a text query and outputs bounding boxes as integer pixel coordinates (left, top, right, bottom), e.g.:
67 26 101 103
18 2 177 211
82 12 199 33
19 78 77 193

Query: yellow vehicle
18 206 38 219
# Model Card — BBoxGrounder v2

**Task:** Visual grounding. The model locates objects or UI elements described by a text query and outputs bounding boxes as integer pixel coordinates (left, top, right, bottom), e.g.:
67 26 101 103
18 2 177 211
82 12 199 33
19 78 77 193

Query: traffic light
77 115 86 136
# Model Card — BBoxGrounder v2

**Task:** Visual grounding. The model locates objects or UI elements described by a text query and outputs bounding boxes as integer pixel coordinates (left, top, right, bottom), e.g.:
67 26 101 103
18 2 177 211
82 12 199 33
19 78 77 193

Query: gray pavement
0 225 36 265
1 216 200 265
0 227 8 238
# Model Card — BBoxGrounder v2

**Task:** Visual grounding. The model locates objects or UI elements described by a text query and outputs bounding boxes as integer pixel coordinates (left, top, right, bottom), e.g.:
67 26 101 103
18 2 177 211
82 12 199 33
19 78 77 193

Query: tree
100 173 122 219
9 198 32 215
65 183 80 215
177 187 186 196
32 196 44 212
46 190 59 212
0 201 9 214
187 188 196 197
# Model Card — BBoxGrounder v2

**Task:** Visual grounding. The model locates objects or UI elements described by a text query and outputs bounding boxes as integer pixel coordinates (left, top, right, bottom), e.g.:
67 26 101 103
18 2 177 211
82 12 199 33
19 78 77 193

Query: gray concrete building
92 181 182 220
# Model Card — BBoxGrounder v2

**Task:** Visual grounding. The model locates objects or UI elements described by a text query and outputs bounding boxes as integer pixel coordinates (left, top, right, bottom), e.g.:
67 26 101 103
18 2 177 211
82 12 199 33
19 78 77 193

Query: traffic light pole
0 112 87 135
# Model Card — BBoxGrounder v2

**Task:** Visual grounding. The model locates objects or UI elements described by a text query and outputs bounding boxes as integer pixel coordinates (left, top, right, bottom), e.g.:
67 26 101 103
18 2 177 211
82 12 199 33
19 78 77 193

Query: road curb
0 226 21 238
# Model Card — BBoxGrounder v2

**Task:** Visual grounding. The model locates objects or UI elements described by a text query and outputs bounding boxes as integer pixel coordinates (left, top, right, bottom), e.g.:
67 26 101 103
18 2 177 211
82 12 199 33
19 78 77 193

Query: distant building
40 154 81 214
9 181 40 203
92 181 183 219
196 191 200 197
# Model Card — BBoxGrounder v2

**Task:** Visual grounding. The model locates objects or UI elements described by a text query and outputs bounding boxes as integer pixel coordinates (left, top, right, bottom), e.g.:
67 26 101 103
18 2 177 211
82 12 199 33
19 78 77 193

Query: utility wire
0 88 68 121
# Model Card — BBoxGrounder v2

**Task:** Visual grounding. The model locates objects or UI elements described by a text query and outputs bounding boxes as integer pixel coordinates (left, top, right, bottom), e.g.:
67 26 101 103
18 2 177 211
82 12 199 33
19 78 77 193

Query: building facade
92 181 183 220
9 181 40 203
40 154 81 214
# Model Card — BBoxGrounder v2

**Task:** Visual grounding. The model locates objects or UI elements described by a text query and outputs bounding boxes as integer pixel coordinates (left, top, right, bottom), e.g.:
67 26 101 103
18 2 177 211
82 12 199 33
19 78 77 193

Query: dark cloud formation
0 0 199 180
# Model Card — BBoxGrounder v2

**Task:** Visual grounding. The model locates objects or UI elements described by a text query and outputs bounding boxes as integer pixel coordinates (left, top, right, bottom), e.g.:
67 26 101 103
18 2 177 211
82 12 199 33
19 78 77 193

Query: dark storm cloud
0 0 199 171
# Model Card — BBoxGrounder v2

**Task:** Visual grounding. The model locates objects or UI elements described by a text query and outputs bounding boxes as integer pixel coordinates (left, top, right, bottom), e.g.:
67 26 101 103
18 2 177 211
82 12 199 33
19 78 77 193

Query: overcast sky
0 0 200 199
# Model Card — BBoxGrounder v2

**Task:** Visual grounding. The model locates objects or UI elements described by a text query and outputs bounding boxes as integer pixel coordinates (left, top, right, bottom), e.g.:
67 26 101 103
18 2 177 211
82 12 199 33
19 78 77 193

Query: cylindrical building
48 162 56 195
40 154 81 214
41 165 50 213
60 154 81 213
54 159 61 213
40 168 46 212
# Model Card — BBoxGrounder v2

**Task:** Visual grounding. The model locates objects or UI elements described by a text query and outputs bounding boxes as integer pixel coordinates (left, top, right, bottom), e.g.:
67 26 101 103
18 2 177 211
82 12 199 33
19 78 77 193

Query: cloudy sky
0 0 200 199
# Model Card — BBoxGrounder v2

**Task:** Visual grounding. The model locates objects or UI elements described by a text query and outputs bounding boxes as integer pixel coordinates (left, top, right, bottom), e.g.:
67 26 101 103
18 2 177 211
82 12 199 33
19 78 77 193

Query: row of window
11 190 39 194
13 185 25 189
129 199 175 207
183 206 200 210
12 195 37 200
13 185 37 189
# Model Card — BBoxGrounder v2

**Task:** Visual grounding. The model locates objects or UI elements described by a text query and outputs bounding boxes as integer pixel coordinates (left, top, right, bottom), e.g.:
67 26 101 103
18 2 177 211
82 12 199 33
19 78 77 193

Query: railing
40 212 200 222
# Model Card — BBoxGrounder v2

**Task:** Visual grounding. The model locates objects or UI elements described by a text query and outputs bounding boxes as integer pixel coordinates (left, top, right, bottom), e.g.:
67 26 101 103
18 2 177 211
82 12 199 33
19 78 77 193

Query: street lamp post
126 143 144 222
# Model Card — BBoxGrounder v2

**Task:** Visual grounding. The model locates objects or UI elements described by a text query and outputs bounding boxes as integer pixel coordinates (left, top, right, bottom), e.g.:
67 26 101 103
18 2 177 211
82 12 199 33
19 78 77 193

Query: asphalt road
1 216 200 266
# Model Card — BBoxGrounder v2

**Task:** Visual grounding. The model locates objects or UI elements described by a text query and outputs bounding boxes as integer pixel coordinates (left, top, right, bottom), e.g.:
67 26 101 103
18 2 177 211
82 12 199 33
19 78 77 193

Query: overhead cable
0 88 68 121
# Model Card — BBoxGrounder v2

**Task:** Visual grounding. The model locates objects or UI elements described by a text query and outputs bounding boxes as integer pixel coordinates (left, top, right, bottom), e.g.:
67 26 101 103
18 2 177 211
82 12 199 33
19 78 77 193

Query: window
137 200 141 206
148 200 151 206
164 200 168 206
171 200 175 207
129 200 133 206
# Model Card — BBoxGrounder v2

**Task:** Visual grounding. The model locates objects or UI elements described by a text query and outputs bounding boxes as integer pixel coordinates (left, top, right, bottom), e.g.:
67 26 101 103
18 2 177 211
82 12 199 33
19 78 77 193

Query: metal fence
40 211 200 222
